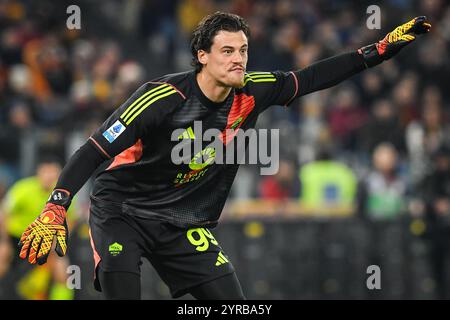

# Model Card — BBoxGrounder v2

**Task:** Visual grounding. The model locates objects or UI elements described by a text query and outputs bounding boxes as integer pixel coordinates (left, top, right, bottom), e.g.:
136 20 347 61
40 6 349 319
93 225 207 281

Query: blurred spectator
359 143 407 220
299 148 357 213
91 41 121 110
177 0 215 36
0 157 76 300
359 99 406 157
270 20 300 70
138 1 179 67
312 19 342 54
359 70 385 107
406 88 450 186
227 0 255 17
293 42 322 70
259 160 299 200
296 93 329 164
22 36 57 102
111 61 145 108
418 145 450 299
327 85 367 151
416 36 449 92
245 15 277 70
392 72 419 127
0 27 24 66
0 101 34 180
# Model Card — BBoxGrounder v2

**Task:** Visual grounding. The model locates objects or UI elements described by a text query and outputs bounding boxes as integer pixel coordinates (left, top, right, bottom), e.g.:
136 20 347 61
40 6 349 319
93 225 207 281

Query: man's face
37 163 61 191
198 30 248 88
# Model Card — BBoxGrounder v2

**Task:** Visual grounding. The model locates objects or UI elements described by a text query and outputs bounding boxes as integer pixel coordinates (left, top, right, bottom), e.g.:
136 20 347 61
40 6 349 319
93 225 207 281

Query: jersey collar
189 71 234 109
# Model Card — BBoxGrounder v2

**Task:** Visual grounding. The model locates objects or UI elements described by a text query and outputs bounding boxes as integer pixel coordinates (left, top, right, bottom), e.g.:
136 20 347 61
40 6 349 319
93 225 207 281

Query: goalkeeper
18 13 430 299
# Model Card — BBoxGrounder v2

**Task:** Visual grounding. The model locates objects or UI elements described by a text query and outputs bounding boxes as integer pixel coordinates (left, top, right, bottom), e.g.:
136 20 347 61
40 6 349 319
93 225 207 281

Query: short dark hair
190 11 250 73
36 154 63 168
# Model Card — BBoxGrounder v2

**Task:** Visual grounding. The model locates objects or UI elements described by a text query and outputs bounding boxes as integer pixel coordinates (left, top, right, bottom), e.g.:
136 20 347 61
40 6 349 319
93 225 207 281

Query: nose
232 51 244 64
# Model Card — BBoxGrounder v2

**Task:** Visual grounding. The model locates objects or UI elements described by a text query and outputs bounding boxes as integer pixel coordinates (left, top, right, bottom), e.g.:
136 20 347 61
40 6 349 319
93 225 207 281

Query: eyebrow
221 44 248 50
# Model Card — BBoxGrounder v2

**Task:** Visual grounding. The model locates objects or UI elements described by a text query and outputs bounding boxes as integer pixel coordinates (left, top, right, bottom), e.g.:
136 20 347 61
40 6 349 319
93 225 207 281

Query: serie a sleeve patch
103 120 126 143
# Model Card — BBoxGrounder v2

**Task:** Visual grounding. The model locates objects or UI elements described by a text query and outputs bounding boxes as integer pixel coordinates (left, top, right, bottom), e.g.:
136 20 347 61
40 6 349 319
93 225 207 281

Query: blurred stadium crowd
0 0 449 299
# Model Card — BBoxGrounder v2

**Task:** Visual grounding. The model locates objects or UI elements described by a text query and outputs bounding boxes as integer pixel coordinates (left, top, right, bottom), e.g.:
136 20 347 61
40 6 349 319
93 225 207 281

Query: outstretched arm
295 51 366 97
295 16 431 97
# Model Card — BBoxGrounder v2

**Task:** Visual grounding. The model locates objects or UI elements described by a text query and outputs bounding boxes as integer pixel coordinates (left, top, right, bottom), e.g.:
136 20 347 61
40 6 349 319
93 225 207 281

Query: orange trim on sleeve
285 71 299 106
89 137 111 159
106 139 143 170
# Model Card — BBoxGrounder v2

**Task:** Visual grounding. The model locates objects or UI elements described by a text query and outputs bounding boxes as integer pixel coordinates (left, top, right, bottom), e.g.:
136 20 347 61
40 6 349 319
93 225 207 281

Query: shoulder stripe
125 89 177 125
120 84 169 120
148 81 187 100
246 71 273 76
244 74 275 80
243 77 277 86
243 72 276 86
121 85 173 123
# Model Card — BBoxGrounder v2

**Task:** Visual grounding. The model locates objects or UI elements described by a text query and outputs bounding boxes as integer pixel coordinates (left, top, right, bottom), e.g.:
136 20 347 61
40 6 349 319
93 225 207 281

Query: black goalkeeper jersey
88 70 299 227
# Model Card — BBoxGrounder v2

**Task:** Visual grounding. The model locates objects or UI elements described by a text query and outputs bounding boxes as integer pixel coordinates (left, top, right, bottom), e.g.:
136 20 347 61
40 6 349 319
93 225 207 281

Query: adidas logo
215 251 229 266
178 126 195 140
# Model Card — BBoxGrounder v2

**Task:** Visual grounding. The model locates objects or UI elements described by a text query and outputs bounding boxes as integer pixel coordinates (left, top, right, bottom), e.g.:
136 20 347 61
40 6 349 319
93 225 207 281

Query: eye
240 48 247 54
224 49 232 55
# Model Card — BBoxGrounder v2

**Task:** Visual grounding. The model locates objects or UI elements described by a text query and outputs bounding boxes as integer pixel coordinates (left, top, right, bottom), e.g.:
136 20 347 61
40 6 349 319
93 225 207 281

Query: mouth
230 67 245 74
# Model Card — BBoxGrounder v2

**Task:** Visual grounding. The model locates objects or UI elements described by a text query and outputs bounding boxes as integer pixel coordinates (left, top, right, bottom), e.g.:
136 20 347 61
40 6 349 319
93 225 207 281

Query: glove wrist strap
48 189 72 210
358 43 384 68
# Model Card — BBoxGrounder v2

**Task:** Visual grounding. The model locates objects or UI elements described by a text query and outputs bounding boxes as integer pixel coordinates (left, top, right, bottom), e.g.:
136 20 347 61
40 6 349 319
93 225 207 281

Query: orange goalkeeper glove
19 189 71 265
359 16 431 67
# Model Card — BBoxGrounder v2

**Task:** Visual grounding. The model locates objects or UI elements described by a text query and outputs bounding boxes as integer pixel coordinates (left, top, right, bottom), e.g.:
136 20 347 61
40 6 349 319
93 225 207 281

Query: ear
198 50 208 66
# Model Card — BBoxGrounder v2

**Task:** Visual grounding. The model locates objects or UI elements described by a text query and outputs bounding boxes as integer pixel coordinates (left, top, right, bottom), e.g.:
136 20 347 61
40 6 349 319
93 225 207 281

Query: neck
196 71 232 103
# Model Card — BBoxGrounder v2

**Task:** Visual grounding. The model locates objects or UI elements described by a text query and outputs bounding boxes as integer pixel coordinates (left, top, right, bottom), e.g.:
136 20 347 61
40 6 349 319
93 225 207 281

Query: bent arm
51 82 184 206
54 140 107 201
